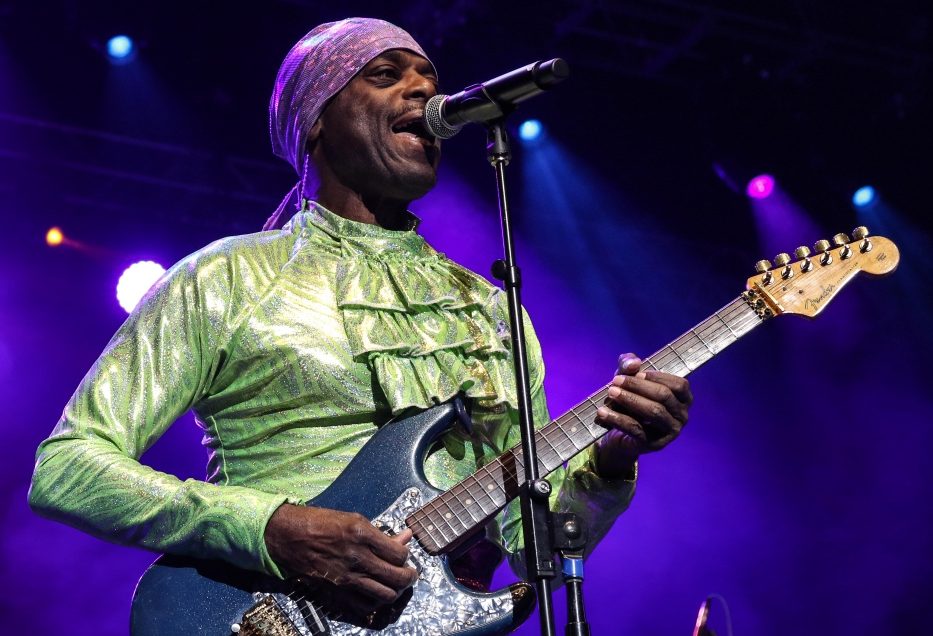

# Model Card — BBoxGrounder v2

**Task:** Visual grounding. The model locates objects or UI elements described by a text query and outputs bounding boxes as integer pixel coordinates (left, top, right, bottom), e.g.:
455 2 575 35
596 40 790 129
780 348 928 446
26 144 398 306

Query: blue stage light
518 119 543 142
107 35 134 61
852 185 876 208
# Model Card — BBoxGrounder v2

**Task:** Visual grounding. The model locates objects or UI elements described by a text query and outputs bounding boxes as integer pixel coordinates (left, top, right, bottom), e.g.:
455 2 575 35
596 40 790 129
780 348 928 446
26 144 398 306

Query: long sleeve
28 243 295 578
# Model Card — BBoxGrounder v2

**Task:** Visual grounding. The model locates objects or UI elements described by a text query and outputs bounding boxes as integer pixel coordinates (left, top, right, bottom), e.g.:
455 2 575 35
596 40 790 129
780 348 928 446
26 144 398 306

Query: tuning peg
832 233 849 247
773 253 794 279
852 226 869 240
813 239 832 265
754 259 774 284
852 226 873 253
795 246 813 271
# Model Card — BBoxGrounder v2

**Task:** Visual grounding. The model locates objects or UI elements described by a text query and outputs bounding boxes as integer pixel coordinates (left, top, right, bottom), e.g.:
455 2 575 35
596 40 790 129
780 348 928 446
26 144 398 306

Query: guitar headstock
745 227 899 318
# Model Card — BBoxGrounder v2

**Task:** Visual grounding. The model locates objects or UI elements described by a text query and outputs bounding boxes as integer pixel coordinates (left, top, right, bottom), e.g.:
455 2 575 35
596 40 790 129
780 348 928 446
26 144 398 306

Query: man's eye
373 68 398 80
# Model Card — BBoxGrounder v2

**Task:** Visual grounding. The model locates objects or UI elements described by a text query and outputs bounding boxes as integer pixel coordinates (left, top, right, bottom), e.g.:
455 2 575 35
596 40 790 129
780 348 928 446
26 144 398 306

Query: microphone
423 58 569 139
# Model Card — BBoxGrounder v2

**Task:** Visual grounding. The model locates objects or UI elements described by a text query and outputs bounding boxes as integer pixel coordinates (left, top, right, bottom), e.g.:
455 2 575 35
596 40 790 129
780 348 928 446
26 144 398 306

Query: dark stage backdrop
2 1 931 634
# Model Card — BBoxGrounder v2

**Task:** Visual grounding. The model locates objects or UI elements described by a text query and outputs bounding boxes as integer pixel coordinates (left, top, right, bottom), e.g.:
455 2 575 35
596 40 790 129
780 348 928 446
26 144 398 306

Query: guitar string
412 298 764 546
252 298 768 629
417 313 760 544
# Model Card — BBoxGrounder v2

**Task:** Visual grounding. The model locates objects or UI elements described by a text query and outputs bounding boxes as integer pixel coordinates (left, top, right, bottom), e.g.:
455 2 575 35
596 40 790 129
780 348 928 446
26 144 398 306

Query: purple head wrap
269 17 434 175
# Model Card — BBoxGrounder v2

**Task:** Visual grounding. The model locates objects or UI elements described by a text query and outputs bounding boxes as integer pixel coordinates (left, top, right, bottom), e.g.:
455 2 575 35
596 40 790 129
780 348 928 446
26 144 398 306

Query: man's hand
594 353 693 478
264 504 418 617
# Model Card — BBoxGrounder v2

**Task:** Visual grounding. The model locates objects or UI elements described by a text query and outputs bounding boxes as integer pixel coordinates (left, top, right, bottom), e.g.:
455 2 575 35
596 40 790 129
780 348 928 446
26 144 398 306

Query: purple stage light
116 261 165 313
746 174 775 199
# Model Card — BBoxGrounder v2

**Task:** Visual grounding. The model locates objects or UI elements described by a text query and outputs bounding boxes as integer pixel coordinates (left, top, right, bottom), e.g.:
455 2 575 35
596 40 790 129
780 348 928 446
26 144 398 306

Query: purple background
2 1 932 634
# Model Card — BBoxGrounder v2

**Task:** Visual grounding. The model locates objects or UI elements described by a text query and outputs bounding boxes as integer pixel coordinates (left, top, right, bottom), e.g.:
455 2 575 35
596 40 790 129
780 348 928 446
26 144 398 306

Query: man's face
312 49 441 203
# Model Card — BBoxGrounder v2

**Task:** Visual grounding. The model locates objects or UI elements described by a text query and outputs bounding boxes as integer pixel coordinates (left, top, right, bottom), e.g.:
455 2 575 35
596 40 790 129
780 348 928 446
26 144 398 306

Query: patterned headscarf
269 17 434 175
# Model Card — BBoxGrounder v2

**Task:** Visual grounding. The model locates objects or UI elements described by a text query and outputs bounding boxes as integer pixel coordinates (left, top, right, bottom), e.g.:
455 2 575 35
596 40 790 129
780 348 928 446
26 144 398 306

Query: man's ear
306 119 323 148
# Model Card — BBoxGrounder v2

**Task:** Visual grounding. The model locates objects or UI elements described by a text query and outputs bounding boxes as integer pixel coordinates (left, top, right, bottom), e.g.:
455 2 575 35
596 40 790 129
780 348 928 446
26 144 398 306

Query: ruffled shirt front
30 202 635 580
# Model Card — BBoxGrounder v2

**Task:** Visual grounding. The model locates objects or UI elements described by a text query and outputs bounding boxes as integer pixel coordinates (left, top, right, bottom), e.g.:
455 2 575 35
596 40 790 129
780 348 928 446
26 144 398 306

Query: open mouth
391 112 435 145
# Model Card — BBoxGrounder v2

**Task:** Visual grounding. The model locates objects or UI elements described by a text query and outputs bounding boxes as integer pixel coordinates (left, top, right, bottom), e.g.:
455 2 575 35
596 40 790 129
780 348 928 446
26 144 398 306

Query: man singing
30 17 692 629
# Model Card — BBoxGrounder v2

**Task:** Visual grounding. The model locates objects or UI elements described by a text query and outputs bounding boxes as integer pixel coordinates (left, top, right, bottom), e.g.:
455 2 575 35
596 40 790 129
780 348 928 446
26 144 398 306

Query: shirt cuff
255 494 305 580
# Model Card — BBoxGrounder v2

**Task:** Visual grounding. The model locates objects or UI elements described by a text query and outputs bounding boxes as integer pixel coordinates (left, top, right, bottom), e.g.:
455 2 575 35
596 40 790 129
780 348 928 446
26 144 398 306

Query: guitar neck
409 292 769 554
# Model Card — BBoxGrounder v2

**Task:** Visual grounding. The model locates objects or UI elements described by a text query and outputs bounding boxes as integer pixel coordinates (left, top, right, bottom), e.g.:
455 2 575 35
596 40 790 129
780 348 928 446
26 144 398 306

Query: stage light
746 174 775 200
116 261 165 313
852 185 877 208
107 35 135 62
518 119 543 142
45 227 64 247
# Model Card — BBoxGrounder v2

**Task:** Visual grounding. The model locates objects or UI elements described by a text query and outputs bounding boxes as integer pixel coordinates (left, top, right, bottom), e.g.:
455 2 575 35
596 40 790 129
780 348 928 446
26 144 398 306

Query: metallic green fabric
30 202 634 579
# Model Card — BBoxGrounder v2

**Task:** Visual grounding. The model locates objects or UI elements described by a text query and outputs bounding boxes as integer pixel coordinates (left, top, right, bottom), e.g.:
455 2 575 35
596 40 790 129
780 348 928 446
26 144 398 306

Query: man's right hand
264 504 418 616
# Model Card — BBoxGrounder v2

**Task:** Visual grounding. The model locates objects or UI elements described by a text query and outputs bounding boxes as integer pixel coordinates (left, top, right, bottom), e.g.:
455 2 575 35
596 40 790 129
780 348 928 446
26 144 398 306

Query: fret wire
715 310 740 338
696 322 733 352
731 312 762 335
569 410 597 444
470 465 506 516
543 429 578 467
536 428 562 468
408 510 446 548
694 317 730 345
690 323 716 355
429 495 464 534
458 478 487 516
678 330 714 367
545 423 579 460
544 422 575 450
449 485 480 524
707 301 746 329
477 462 505 501
713 301 748 339
573 400 601 437
421 295 769 551
424 497 458 540
664 345 692 372
697 306 754 352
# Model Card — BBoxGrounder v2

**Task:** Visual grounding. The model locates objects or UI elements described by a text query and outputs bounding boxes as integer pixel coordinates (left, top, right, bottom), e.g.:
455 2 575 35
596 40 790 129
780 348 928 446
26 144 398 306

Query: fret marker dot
445 512 452 519
487 484 495 491
427 524 434 531
465 498 473 505
571 426 578 433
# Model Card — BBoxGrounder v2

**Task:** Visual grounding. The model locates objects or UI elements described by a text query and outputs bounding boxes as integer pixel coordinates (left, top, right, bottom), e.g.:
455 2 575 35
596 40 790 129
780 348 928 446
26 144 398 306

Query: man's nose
401 71 437 101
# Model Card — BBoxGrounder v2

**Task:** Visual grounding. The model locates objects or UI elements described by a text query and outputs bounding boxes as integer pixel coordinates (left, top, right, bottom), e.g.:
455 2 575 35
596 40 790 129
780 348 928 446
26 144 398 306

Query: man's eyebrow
373 50 437 78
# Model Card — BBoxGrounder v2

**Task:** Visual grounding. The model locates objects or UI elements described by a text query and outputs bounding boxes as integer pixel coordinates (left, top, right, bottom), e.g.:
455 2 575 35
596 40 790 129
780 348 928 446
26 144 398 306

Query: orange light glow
46 227 64 247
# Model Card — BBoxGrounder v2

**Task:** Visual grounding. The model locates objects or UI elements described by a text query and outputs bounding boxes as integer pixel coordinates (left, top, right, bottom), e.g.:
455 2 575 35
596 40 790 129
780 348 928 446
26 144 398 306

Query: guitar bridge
235 595 306 636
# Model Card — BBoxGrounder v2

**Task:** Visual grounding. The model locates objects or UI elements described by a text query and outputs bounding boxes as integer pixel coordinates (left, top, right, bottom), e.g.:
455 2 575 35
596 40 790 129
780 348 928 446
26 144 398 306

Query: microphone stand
487 120 590 636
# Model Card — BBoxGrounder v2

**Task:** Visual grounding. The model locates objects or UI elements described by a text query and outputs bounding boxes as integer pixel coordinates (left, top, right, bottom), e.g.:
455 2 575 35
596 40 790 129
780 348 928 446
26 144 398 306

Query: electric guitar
130 228 899 635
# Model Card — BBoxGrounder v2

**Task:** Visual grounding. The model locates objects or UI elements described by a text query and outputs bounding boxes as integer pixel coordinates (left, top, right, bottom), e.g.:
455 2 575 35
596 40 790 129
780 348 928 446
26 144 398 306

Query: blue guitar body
130 400 535 635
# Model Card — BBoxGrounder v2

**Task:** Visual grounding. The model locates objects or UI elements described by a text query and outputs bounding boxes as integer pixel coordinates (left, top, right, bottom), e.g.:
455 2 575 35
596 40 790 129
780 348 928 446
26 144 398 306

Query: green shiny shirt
30 202 634 579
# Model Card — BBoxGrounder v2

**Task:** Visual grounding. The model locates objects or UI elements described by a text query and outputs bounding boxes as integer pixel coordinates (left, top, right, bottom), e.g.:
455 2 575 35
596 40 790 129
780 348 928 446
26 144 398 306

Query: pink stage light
746 174 775 199
116 261 166 313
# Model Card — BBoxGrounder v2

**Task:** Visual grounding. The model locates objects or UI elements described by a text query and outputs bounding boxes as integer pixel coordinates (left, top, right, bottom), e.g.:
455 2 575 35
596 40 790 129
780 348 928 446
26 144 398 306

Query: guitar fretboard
407 293 766 554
